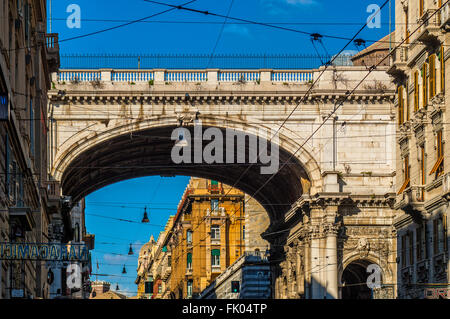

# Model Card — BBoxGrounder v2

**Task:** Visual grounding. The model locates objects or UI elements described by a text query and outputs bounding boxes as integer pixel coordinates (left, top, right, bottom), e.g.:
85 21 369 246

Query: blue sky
50 0 393 56
47 0 394 296
85 176 190 296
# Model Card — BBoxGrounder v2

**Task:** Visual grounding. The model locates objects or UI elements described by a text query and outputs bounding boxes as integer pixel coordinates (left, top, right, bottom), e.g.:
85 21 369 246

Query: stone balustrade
55 68 314 84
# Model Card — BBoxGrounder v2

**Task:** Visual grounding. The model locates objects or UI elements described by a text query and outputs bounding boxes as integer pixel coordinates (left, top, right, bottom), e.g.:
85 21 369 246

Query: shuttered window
398 86 404 125
187 253 192 269
429 130 444 177
422 63 428 108
440 45 445 94
429 54 436 98
414 70 419 112
398 155 410 194
416 226 422 261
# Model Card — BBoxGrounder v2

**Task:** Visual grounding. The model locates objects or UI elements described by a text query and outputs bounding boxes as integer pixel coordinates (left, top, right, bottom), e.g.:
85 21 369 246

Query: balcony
440 1 450 30
162 264 171 281
417 10 441 46
387 46 408 80
433 252 448 281
46 33 60 73
395 185 426 217
206 207 226 217
9 207 35 231
186 267 193 276
442 173 450 198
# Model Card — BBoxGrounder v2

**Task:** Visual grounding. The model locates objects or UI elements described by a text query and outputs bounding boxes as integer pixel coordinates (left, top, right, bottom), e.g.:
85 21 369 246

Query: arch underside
61 125 310 223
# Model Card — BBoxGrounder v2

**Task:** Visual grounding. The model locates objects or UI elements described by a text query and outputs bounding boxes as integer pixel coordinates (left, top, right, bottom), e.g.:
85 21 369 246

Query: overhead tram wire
142 0 437 47
198 0 390 218
7 0 198 53
248 0 450 239
205 0 235 69
144 0 444 264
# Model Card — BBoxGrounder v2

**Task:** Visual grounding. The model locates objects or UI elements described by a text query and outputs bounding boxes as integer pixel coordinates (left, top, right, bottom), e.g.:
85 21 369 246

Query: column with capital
324 221 339 299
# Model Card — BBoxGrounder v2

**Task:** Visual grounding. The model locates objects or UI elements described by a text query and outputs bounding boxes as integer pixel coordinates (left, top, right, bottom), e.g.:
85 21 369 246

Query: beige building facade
390 0 450 298
0 0 59 299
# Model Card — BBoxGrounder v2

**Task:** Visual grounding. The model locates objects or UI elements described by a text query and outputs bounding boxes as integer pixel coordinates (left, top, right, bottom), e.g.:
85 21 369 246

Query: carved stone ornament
356 238 370 258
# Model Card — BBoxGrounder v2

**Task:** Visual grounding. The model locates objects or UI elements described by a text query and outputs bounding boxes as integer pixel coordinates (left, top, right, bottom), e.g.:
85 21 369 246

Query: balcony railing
441 1 450 28
46 33 59 52
56 69 315 84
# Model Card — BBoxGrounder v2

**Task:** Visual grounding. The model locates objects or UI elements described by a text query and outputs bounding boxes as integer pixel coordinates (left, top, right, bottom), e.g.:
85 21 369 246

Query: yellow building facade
167 178 245 299
136 177 247 299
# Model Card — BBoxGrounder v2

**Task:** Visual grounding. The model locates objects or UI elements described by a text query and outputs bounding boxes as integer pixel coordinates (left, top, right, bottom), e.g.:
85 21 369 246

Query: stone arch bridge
48 66 398 298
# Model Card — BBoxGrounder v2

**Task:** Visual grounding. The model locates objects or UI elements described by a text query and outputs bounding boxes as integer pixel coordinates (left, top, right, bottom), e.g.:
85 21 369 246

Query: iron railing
60 53 354 70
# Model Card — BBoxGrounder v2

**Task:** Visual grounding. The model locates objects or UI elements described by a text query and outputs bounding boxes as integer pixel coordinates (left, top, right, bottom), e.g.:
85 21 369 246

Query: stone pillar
99 69 112 82
154 69 166 85
260 69 272 83
325 226 338 299
310 227 322 299
206 69 219 85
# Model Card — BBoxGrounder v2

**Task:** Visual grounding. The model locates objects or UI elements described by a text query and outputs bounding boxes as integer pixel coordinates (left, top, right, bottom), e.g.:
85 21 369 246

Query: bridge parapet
55 68 314 84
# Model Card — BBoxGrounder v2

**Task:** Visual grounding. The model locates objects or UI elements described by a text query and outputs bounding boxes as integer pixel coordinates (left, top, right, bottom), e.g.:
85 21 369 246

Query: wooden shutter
429 54 436 98
398 86 404 125
441 45 445 94
414 70 419 112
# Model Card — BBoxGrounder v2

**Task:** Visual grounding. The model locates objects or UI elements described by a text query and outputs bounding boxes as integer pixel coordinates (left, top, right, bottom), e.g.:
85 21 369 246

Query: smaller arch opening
341 259 381 299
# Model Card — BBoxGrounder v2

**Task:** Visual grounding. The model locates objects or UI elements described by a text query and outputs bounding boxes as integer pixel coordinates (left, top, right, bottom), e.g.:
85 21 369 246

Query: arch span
58 124 319 224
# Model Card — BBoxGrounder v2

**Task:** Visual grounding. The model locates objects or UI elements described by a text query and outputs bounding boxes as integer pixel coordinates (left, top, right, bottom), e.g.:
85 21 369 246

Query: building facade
136 177 272 299
390 0 450 298
0 0 60 299
199 251 271 299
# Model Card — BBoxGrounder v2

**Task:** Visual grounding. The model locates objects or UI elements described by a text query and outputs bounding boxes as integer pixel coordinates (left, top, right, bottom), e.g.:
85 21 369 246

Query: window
416 226 423 261
242 225 245 240
433 218 439 255
144 281 153 294
211 225 220 240
418 144 425 201
440 45 445 94
167 255 172 267
398 86 404 125
398 155 410 194
444 214 448 252
406 79 410 121
29 98 34 157
429 130 444 177
211 199 219 212
186 230 193 244
414 70 419 112
429 54 436 99
211 249 220 267
422 63 428 108
409 232 414 265
158 284 162 294
186 253 192 269
405 7 410 44
187 280 193 298
401 235 407 267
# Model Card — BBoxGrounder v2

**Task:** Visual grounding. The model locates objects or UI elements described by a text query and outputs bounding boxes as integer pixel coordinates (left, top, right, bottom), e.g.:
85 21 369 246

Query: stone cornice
49 89 395 105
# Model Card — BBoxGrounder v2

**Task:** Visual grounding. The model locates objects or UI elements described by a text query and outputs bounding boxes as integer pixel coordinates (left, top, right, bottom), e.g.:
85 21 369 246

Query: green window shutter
187 253 192 264
211 180 218 186
162 246 167 252
211 249 220 256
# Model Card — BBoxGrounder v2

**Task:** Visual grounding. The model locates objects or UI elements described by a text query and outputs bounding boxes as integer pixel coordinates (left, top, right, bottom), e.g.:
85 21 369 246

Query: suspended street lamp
116 283 120 291
128 243 134 255
122 265 127 274
142 206 150 223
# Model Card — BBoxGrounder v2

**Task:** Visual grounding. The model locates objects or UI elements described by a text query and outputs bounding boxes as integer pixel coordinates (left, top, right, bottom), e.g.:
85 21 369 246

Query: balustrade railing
218 71 260 82
58 70 101 82
165 71 207 82
112 71 154 82
56 69 318 83
271 71 313 83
